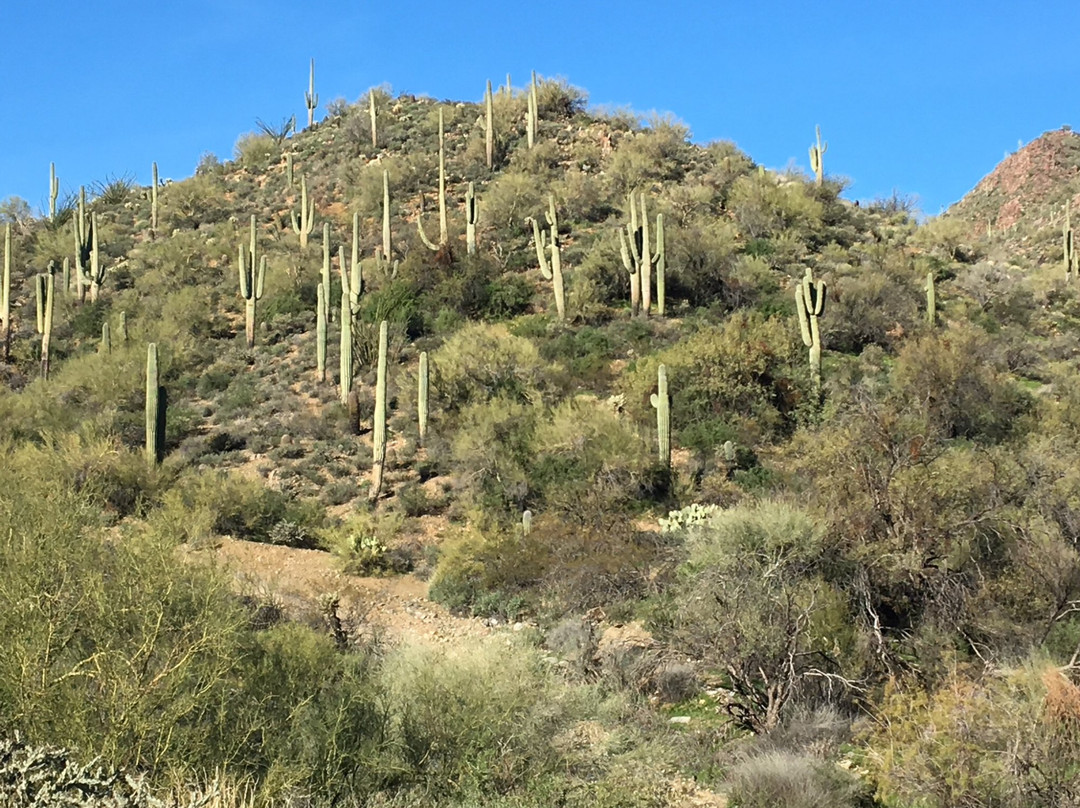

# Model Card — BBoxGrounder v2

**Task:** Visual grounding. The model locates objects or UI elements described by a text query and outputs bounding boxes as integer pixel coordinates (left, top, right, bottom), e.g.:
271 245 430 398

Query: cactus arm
465 182 478 255
340 284 353 405
528 216 552 279
35 274 46 334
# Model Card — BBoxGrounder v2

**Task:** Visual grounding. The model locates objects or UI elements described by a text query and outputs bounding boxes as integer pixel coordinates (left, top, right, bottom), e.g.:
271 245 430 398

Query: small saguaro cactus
285 152 294 188
150 162 159 234
49 162 59 222
61 257 70 296
418 350 429 446
484 79 494 169
795 267 827 399
291 175 315 249
1065 200 1077 282
527 71 538 149
465 182 479 255
650 364 671 467
370 320 389 501
418 108 449 251
369 88 378 147
119 310 128 343
522 509 532 536
316 282 327 382
101 321 111 354
925 270 937 326
36 272 54 379
809 125 828 187
305 58 319 128
145 343 165 465
2 224 9 361
527 195 566 320
238 237 266 350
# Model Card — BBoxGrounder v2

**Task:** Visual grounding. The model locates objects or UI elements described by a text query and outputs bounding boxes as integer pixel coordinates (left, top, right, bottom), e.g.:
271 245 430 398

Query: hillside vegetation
3 76 1080 807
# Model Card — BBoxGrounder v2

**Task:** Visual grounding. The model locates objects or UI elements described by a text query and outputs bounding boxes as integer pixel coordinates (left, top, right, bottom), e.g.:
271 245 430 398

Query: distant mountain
947 127 1080 237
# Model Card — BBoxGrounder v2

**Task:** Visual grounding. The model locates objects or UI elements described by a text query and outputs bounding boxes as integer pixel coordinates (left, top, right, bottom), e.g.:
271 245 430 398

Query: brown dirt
199 537 491 646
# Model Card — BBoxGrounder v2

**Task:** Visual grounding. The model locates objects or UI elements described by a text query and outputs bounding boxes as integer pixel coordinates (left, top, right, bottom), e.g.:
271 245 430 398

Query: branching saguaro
527 195 565 320
809 125 828 186
370 320 389 501
795 267 827 400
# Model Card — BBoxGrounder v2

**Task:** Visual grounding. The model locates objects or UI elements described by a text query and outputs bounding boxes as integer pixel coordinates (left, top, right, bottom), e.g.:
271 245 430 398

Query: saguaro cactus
145 343 165 465
150 162 159 234
465 182 479 255
620 193 663 317
316 282 327 382
2 224 10 361
527 71 538 149
291 175 315 249
49 163 59 222
417 108 448 251
522 509 532 536
73 188 91 301
795 267 827 399
369 88 378 147
1065 200 1077 282
484 79 494 169
321 222 333 322
650 364 671 467
101 322 111 354
305 58 319 128
418 350 429 446
925 270 937 326
238 217 266 348
285 152 294 188
370 320 389 501
527 195 565 320
83 212 106 302
119 310 128 343
809 125 828 187
381 169 393 267
339 244 363 405
36 273 54 379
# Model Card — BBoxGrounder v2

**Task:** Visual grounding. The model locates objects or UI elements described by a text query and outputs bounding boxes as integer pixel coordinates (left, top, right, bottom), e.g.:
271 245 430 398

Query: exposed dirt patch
201 537 491 646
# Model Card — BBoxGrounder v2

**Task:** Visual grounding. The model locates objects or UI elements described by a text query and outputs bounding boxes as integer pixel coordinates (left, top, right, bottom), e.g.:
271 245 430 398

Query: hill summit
948 126 1080 233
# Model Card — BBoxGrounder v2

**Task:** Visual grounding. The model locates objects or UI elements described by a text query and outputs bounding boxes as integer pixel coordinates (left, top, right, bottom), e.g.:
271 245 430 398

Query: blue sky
1 1 1077 218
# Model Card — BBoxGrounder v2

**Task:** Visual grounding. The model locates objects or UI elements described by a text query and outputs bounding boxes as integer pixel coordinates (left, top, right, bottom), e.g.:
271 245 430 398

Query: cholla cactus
658 503 721 533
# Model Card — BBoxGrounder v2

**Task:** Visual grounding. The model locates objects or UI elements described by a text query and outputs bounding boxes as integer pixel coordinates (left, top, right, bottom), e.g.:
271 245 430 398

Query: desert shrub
431 322 556 412
450 396 540 514
623 312 807 447
889 323 1032 442
666 501 855 731
863 663 1080 808
728 172 824 242
823 265 922 354
606 116 695 194
728 751 870 808
233 131 278 172
320 511 405 575
666 218 740 307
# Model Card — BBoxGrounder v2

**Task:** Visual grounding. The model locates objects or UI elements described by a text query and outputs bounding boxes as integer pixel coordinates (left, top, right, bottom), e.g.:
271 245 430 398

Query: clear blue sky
1 1 1077 218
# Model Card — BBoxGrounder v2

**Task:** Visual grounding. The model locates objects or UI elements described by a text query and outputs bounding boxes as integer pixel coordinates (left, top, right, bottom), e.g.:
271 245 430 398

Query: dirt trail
204 538 491 646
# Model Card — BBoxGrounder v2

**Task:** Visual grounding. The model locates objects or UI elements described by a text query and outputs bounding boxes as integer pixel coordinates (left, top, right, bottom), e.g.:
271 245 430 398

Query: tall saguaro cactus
620 193 663 317
2 224 10 361
321 222 333 323
1065 200 1077 282
292 175 315 249
418 350 429 447
484 79 494 169
316 282 327 382
418 108 448 251
82 212 106 302
527 195 566 320
809 125 828 187
49 163 59 222
795 267 827 399
305 58 319 128
36 273 54 379
339 244 363 405
925 270 937 326
527 71 538 149
370 320 389 501
381 169 393 266
145 343 165 465
150 162 159 234
465 182 479 255
650 364 671 467
369 88 378 147
238 220 266 349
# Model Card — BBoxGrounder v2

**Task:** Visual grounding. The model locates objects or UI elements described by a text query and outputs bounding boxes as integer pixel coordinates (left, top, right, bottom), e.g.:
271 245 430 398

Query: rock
669 716 692 725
